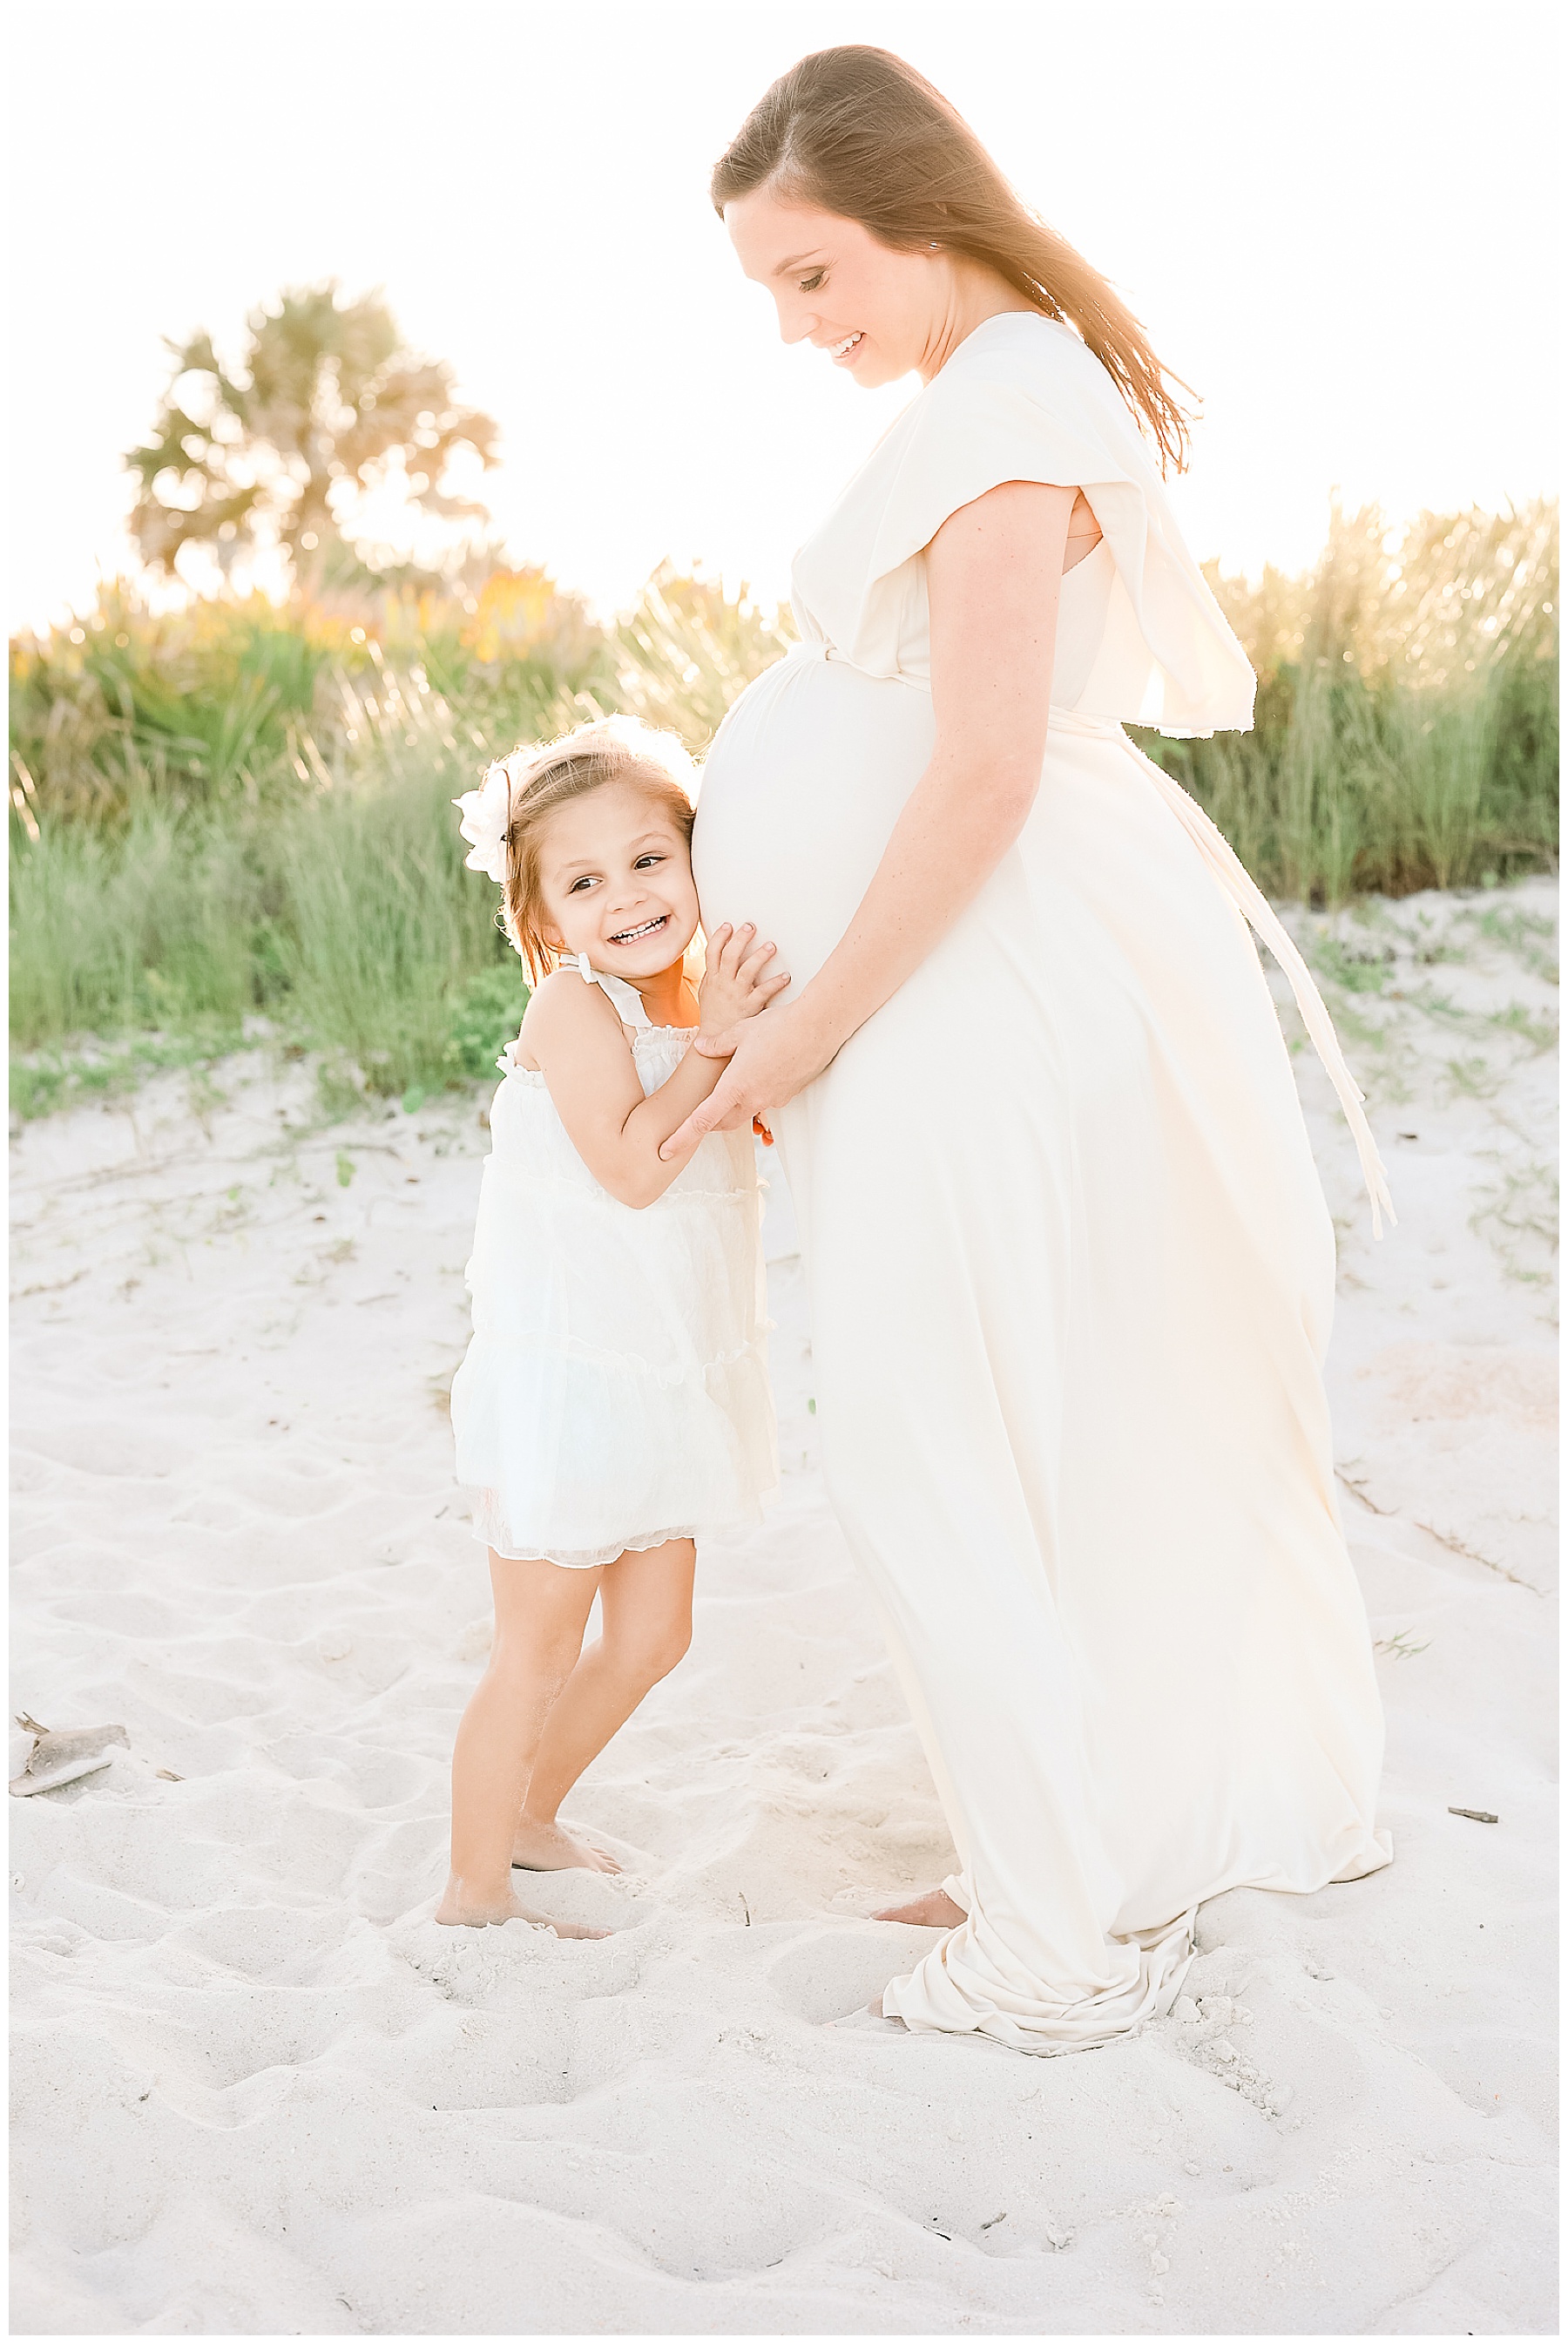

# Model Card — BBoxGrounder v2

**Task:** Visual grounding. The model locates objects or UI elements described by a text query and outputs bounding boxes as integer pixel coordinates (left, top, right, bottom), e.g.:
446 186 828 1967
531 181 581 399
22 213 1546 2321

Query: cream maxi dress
693 311 1394 2053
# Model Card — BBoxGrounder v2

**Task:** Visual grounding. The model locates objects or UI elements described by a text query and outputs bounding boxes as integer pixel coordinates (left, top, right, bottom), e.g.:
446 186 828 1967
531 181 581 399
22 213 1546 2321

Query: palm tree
126 283 499 590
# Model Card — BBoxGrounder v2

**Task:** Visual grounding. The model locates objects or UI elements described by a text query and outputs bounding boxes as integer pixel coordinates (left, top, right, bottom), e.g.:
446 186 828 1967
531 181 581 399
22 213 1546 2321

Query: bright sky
6 1 1558 635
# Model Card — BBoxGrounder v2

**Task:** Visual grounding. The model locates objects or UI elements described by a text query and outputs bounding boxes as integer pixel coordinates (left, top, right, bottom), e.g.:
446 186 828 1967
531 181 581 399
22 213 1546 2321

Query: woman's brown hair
486 718 697 984
711 45 1193 474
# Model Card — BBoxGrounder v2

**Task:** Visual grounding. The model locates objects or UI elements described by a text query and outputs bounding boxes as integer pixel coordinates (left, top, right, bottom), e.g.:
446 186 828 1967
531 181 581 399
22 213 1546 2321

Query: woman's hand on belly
659 999 830 1156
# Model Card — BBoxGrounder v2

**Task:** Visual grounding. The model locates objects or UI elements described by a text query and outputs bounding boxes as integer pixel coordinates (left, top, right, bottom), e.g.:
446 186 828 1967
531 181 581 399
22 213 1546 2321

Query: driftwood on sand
10 1717 130 1797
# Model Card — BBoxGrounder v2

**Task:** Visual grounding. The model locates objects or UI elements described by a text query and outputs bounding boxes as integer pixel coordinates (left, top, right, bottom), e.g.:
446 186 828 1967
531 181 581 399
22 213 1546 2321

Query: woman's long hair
711 45 1193 474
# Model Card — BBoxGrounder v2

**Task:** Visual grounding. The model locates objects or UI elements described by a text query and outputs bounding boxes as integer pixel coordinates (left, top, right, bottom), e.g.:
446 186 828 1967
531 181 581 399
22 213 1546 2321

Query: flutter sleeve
845 316 1256 738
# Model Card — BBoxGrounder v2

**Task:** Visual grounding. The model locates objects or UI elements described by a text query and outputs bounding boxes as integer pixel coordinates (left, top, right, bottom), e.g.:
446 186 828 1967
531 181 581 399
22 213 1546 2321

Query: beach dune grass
276 755 524 1103
10 808 263 1048
1135 498 1558 904
9 503 1557 1117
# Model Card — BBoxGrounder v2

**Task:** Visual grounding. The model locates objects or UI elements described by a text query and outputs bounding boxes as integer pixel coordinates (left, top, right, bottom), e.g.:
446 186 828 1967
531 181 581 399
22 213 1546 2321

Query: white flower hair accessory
453 752 524 885
453 717 698 914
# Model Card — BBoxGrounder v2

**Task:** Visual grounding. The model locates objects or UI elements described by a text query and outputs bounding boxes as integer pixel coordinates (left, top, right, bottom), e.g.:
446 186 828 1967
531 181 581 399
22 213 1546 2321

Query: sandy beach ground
10 877 1557 2335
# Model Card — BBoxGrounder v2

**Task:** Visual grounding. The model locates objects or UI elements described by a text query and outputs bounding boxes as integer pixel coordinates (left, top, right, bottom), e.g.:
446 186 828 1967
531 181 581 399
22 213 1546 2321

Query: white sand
10 877 1557 2334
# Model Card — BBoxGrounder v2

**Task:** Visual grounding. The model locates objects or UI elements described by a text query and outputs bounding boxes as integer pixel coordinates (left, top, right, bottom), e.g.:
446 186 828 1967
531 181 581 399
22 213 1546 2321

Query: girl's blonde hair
481 716 698 982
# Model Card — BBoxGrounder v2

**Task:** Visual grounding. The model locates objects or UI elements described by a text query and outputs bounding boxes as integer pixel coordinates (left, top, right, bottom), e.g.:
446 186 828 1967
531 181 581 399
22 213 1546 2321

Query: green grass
10 502 1558 1121
7 773 537 1119
274 759 510 1101
1134 498 1558 902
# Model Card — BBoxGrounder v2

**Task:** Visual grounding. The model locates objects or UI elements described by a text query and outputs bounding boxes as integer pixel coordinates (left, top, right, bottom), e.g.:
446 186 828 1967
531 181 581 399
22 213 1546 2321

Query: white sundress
449 954 777 1567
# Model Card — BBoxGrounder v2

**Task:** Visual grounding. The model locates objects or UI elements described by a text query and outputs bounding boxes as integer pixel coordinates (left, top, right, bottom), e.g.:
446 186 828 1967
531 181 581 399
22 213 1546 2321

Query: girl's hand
697 923 790 1041
660 1000 832 1159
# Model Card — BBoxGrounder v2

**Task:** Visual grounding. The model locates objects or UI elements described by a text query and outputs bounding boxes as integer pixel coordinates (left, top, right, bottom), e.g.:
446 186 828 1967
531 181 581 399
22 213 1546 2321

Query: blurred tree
126 283 499 591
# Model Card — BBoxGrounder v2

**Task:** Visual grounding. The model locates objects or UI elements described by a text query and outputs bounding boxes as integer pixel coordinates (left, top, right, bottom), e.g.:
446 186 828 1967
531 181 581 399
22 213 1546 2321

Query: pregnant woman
677 46 1394 2051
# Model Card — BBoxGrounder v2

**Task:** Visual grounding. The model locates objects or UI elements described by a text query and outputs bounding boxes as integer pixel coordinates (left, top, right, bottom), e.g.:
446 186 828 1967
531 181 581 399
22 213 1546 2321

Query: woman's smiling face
534 782 700 975
723 190 944 390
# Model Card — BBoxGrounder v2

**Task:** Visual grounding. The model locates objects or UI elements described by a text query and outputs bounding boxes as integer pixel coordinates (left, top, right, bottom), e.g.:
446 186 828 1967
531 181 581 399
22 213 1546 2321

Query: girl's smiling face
534 781 700 975
723 190 946 389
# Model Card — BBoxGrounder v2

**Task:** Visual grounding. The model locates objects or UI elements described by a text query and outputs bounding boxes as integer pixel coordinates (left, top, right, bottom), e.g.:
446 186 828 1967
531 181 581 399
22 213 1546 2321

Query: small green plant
1470 904 1558 951
1308 935 1396 994
1405 986 1468 1025
1444 1055 1504 1099
1470 1156 1559 1287
444 964 531 1078
1482 1003 1558 1053
9 1026 251 1121
335 1150 355 1189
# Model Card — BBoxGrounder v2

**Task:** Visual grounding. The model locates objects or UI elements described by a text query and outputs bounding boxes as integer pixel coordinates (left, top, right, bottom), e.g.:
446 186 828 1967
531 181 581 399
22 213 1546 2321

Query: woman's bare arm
659 478 1073 1157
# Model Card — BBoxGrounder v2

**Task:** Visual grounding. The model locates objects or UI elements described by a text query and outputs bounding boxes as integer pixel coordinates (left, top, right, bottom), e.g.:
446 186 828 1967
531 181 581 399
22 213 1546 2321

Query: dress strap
1133 754 1396 1237
564 952 652 1030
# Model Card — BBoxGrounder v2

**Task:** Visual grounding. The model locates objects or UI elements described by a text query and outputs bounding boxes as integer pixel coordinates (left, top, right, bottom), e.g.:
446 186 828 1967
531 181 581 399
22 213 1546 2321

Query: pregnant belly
693 649 936 997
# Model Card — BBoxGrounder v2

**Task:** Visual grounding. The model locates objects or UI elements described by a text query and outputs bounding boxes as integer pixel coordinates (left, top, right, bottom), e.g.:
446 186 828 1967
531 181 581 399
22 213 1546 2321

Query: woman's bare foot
873 1887 966 1927
434 1878 611 1937
828 2000 907 2030
510 1816 621 1874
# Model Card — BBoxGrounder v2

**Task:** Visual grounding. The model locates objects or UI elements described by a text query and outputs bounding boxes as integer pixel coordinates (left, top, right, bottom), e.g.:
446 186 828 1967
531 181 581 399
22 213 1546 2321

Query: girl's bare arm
527 927 787 1207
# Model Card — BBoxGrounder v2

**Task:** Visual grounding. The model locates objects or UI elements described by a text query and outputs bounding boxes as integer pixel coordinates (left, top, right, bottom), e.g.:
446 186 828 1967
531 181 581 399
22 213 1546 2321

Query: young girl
438 715 783 1929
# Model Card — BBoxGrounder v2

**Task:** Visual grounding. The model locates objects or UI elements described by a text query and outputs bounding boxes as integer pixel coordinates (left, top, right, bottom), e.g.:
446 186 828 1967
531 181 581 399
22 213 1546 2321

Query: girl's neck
623 957 699 1028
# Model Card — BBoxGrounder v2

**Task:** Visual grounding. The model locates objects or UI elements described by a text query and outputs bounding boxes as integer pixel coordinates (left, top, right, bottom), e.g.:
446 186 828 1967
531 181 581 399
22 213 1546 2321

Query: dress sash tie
1116 731 1396 1236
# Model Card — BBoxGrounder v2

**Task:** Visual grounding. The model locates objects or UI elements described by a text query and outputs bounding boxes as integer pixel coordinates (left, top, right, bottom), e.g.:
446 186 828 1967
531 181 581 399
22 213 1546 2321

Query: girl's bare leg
513 1537 696 1871
437 1552 609 1930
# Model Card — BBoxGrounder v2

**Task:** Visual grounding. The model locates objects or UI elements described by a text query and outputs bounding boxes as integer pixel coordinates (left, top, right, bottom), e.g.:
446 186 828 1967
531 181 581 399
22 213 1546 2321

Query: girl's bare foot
511 1816 621 1873
872 1887 966 1927
434 1878 611 1937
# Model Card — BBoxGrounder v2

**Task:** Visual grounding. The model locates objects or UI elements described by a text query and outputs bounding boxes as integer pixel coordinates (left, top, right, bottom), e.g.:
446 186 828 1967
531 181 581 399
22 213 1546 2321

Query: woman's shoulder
924 310 1121 422
864 314 1139 527
875 309 1154 522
